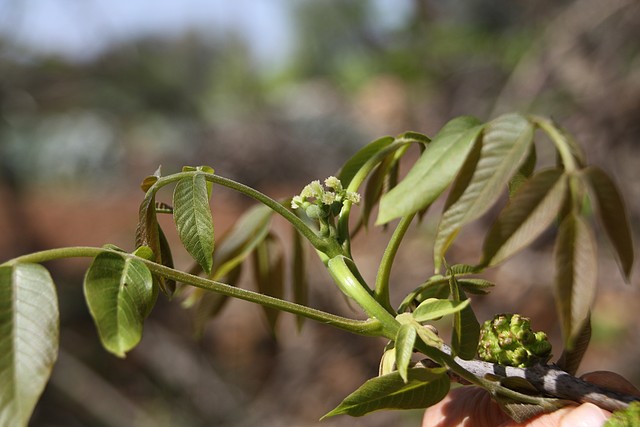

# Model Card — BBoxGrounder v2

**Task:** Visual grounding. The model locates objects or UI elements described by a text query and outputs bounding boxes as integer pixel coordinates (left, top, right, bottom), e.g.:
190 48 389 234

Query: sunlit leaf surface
0 264 59 427
84 253 155 357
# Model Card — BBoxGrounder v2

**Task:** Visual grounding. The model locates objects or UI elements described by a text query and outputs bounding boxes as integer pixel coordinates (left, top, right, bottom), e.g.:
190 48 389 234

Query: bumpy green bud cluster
291 177 360 237
604 401 640 427
477 313 552 368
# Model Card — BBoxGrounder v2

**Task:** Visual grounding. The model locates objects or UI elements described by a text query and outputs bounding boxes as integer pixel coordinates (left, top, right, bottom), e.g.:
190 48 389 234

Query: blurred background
1 0 639 426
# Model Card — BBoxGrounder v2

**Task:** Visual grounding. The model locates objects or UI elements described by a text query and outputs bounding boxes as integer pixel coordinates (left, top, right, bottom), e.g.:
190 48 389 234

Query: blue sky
0 0 410 67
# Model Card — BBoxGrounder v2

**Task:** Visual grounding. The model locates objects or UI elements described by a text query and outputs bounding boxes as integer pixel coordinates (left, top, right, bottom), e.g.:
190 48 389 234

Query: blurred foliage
1 1 639 426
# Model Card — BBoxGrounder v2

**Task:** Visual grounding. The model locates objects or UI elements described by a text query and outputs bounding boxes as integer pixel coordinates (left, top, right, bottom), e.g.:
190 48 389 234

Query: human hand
422 371 640 427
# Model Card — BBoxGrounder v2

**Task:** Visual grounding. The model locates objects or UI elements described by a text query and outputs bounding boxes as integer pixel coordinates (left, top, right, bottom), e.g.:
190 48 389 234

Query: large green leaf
581 166 634 281
480 169 568 267
338 136 395 188
84 252 155 357
554 213 597 349
377 116 483 224
0 264 59 427
434 113 534 271
173 174 215 275
322 368 449 418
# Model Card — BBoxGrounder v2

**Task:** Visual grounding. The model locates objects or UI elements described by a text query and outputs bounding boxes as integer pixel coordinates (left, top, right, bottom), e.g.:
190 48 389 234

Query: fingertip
559 403 610 427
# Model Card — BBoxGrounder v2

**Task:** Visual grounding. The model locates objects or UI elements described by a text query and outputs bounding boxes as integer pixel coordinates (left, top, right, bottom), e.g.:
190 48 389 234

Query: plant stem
374 213 415 313
327 255 400 338
530 116 578 172
428 344 640 412
1 247 381 337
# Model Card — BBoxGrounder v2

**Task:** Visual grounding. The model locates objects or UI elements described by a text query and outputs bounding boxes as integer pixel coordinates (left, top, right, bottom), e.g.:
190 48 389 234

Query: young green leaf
412 298 470 322
134 192 175 296
480 169 568 267
377 116 483 225
210 204 272 281
338 136 395 188
557 314 591 376
0 264 59 427
252 234 285 333
457 278 495 295
434 113 534 271
395 323 417 383
581 166 634 281
83 252 155 358
321 368 449 418
183 205 272 335
173 174 215 274
291 229 308 331
554 213 597 349
139 165 162 192
361 147 406 228
450 276 480 360
156 226 177 296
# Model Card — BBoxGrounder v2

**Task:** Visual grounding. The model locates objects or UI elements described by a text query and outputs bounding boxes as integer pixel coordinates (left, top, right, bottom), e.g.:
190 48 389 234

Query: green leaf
252 234 285 333
210 204 272 280
0 264 59 427
379 343 396 376
480 169 568 267
554 213 597 349
450 276 480 360
83 252 155 357
457 278 495 295
361 147 406 228
291 229 308 331
338 136 395 188
557 313 591 376
135 192 175 296
139 165 162 192
397 312 443 348
434 113 534 271
493 394 564 424
173 174 215 274
156 226 176 296
397 280 449 313
508 144 537 197
321 368 449 419
184 205 272 335
581 166 634 281
395 324 417 383
412 298 470 322
377 116 483 224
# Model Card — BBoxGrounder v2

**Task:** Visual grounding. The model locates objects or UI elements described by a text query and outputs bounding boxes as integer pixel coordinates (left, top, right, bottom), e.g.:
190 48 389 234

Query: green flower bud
305 204 326 219
477 313 552 368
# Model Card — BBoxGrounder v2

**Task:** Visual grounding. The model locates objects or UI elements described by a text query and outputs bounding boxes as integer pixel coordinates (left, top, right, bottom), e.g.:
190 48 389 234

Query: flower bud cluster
291 177 360 237
477 313 552 368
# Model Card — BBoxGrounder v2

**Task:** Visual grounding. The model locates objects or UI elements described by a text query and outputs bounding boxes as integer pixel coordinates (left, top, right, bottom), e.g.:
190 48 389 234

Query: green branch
374 213 415 313
1 247 381 336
